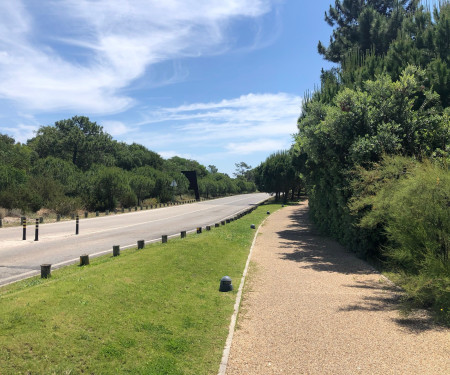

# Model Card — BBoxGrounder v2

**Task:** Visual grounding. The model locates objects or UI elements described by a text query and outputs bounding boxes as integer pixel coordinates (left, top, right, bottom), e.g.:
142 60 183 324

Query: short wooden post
137 240 145 249
128 207 131 212
71 213 75 220
105 210 109 215
34 218 39 241
121 207 125 213
84 211 88 218
135 206 137 211
39 216 44 223
80 254 90 266
41 264 51 278
140 206 143 210
113 245 120 257
181 231 186 238
56 214 61 222
114 208 117 214
0 218 2 228
162 235 168 243
96 211 99 217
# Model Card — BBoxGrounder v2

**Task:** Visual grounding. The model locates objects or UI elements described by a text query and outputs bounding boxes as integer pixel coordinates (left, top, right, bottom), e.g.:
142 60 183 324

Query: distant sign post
181 171 200 201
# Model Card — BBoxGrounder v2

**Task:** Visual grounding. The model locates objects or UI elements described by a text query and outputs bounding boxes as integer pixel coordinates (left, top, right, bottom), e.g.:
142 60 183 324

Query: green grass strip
0 203 280 375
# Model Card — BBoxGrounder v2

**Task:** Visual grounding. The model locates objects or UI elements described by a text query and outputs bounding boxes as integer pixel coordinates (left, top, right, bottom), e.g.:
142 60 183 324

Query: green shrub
351 155 449 321
51 196 83 216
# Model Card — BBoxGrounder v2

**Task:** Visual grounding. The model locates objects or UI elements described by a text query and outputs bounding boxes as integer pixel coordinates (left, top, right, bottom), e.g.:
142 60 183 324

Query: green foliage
254 149 302 201
351 156 449 322
297 67 448 255
164 156 208 178
84 166 135 211
318 0 415 63
113 141 164 170
1 117 251 213
130 175 155 205
31 156 81 195
28 116 113 171
296 0 450 321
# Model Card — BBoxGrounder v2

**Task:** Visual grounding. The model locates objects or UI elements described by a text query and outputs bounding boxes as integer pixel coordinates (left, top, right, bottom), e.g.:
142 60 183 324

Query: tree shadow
277 208 374 275
275 205 443 333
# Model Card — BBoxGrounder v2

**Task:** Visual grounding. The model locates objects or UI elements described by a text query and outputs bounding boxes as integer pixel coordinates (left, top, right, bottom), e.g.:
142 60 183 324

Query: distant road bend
0 193 270 286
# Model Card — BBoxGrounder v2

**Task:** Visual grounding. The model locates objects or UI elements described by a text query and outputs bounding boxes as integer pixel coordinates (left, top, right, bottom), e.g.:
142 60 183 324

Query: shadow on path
275 205 441 333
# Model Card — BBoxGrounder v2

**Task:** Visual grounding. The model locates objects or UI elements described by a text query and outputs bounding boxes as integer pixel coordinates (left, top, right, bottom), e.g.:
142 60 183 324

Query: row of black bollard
37 201 267 279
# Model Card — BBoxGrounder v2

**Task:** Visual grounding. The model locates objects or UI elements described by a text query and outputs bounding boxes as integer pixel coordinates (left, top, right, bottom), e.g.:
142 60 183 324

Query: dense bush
351 156 449 322
294 1 449 322
297 67 448 256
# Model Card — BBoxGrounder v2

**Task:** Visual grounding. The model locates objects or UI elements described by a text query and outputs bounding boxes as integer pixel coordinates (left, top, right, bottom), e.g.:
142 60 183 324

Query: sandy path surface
225 202 449 375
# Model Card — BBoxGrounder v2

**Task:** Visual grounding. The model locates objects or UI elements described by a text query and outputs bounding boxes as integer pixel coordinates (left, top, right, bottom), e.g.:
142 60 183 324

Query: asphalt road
0 193 269 286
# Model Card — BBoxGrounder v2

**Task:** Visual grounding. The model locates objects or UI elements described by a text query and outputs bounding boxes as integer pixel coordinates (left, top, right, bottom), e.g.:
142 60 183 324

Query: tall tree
28 116 113 170
317 0 416 63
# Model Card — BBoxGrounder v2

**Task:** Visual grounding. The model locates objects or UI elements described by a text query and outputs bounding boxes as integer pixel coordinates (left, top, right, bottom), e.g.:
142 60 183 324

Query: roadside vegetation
0 203 279 374
0 123 256 215
254 1 449 325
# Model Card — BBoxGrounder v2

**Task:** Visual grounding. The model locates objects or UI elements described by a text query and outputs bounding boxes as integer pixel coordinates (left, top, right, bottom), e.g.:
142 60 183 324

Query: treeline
0 116 256 214
255 0 449 322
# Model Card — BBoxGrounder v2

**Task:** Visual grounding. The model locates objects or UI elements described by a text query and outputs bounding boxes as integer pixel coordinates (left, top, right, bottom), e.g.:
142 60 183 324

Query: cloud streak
0 0 277 114
136 92 301 156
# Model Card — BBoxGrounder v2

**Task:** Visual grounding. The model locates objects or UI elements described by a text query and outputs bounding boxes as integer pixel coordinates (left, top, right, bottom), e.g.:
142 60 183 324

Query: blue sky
0 0 337 176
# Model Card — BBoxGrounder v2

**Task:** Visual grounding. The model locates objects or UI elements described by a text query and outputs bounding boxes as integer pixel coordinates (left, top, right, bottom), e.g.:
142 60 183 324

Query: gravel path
225 202 450 375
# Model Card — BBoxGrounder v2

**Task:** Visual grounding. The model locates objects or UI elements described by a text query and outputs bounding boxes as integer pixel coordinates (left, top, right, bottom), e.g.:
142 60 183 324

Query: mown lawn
0 203 279 374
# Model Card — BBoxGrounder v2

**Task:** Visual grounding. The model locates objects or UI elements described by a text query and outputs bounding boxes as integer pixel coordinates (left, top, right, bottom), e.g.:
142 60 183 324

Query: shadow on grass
275 204 442 333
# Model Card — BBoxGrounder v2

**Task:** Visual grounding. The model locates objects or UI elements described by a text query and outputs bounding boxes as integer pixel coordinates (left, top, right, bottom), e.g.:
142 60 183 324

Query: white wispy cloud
137 92 301 154
101 121 136 137
0 0 277 114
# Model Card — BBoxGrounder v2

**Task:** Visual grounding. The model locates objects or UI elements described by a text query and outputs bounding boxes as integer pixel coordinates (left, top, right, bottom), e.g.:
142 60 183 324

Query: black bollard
181 231 186 238
41 264 51 278
162 235 168 243
137 240 145 249
80 254 90 266
22 219 26 240
34 218 39 241
84 211 88 218
219 276 233 292
75 215 79 235
113 245 120 256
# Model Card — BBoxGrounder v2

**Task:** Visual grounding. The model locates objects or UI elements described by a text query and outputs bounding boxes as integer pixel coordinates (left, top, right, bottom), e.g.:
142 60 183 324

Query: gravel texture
225 201 450 375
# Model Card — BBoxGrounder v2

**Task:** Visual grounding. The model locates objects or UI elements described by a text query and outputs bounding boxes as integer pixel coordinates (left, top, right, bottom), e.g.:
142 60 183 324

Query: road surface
0 193 269 286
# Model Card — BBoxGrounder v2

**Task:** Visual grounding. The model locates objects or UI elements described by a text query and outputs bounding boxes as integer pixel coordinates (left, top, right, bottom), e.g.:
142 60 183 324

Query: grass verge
0 203 280 374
